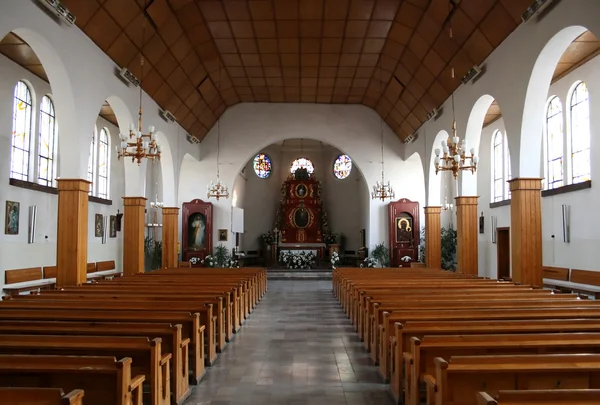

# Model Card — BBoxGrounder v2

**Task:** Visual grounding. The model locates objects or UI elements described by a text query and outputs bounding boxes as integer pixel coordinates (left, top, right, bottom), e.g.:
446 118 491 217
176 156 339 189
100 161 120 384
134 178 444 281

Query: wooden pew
0 309 206 383
0 387 84 405
88 260 121 281
477 389 600 405
0 299 217 368
0 355 144 405
407 332 600 405
425 354 600 405
0 334 170 405
0 320 191 405
2 267 55 296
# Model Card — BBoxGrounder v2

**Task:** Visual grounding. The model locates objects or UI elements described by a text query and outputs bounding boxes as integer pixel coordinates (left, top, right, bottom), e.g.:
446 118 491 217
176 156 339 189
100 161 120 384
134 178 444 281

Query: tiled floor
184 280 393 405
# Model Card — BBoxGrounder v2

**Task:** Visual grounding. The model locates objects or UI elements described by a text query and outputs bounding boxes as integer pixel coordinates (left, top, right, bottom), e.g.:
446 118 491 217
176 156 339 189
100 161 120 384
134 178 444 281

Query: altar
278 243 326 259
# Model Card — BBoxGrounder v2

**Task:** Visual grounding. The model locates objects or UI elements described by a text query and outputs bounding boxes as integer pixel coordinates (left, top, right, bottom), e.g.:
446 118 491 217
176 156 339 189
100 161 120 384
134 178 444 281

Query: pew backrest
5 267 42 284
96 260 115 272
0 387 85 405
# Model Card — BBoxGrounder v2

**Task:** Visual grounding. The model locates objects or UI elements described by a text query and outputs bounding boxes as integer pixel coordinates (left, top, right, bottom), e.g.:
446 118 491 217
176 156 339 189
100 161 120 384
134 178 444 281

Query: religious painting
109 215 117 238
188 213 207 250
295 183 307 198
94 214 103 237
395 214 414 244
5 201 19 235
218 229 228 241
293 207 310 228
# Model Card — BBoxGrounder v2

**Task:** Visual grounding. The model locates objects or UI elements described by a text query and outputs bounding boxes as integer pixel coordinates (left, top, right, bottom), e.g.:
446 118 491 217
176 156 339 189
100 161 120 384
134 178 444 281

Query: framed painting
109 215 117 238
218 229 228 241
95 214 103 237
182 199 213 266
5 201 19 235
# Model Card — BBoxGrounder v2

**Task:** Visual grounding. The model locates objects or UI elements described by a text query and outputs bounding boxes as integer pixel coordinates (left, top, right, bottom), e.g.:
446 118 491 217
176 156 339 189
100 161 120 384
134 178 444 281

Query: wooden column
123 197 147 275
424 206 442 269
455 196 479 275
509 178 543 287
161 207 179 269
56 179 91 287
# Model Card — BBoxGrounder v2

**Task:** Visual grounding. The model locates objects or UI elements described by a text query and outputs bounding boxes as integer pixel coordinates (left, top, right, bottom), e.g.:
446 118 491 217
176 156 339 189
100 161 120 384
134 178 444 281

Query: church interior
1 0 600 404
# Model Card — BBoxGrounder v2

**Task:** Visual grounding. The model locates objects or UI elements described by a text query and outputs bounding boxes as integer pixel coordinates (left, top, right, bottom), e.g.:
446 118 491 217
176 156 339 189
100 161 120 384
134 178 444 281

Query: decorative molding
542 180 591 197
489 199 511 208
89 196 113 205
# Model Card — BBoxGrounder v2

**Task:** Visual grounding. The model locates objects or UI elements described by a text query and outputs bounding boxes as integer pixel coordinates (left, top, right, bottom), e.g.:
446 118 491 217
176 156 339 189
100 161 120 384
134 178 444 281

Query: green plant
203 244 238 268
144 236 163 271
441 226 457 271
371 242 389 267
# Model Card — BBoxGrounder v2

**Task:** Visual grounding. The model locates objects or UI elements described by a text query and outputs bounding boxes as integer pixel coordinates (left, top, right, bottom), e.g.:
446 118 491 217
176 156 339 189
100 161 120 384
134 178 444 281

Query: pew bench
2 267 55 296
425 353 600 405
0 354 144 405
0 387 84 405
477 389 600 405
0 320 191 405
543 268 600 299
0 334 170 405
86 260 121 281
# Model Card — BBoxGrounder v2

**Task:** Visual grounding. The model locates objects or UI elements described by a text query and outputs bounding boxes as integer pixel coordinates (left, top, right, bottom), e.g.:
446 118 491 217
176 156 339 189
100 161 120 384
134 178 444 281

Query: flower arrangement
279 250 315 269
330 251 340 269
401 255 412 263
360 257 377 268
201 244 239 268
261 230 276 245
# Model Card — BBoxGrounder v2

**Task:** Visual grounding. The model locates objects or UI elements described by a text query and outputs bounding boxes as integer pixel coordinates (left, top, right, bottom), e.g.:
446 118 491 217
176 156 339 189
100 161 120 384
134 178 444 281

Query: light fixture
207 60 229 201
433 5 478 179
371 60 395 201
116 0 161 166
442 196 454 212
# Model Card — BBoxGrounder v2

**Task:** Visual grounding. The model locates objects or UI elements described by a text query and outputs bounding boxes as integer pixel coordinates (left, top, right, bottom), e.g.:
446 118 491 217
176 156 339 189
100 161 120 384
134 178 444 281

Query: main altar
273 168 329 262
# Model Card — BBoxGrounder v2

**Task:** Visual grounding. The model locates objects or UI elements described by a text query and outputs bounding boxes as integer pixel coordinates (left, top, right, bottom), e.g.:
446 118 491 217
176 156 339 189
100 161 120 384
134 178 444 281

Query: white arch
428 130 450 205
520 25 588 177
154 131 176 206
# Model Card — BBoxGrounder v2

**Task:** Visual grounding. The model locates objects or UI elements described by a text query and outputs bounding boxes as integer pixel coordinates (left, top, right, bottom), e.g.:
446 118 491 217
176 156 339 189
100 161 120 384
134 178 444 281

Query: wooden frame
5 201 19 235
388 198 420 267
218 229 228 242
182 199 213 266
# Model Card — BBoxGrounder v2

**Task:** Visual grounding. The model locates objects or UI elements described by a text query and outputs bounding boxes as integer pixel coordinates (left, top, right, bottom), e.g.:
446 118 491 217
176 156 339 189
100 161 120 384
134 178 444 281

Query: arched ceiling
60 0 534 142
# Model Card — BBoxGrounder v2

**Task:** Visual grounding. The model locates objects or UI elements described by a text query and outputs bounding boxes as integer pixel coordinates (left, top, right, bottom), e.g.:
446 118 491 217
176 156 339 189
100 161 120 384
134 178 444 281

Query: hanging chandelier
117 1 160 166
371 61 395 201
207 60 229 201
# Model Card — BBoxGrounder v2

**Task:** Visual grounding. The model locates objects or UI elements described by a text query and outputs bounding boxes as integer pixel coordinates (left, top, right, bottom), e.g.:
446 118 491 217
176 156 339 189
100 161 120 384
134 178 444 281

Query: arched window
545 96 564 189
97 128 110 199
87 129 96 196
38 96 58 187
492 130 511 202
10 81 33 180
333 154 352 179
253 153 272 178
570 81 591 184
290 157 314 175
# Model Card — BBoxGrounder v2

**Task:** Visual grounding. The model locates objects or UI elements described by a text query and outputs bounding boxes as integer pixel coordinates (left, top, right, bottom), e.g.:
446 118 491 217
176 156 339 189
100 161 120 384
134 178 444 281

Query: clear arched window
333 154 352 179
38 96 58 187
97 128 110 199
87 129 96 196
253 153 272 178
546 96 564 189
492 130 504 202
570 81 591 184
10 81 33 180
290 157 314 175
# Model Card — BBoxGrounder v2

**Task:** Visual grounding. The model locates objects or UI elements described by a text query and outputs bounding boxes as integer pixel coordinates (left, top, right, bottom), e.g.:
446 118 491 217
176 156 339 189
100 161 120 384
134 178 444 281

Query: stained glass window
10 81 33 181
97 128 110 199
253 153 272 178
37 96 58 187
290 157 314 175
546 96 564 189
570 81 590 184
87 129 96 196
333 154 352 179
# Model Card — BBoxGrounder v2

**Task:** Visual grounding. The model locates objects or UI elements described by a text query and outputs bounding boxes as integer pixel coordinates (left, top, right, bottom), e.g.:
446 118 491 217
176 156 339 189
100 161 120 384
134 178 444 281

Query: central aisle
185 280 393 405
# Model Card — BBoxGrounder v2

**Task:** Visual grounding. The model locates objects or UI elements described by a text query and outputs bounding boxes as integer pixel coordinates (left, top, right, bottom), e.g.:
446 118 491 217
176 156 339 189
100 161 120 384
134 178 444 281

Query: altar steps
267 268 332 280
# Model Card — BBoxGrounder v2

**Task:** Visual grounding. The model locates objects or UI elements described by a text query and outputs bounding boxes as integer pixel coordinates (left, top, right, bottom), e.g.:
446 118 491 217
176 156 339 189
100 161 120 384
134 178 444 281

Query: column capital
509 178 543 191
424 206 442 214
454 196 479 205
161 207 180 215
122 197 147 207
57 178 91 192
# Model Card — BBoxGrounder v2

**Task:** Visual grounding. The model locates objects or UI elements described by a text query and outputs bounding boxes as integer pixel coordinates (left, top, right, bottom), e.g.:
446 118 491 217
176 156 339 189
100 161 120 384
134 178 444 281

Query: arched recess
7 28 78 177
520 25 589 177
428 130 450 206
153 131 175 206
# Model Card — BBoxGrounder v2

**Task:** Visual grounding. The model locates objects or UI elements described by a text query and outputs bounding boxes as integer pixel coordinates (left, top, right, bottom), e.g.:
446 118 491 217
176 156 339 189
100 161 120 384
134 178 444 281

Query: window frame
10 81 34 181
37 95 58 187
97 127 110 199
544 95 565 190
568 81 591 185
491 130 511 202
333 154 352 180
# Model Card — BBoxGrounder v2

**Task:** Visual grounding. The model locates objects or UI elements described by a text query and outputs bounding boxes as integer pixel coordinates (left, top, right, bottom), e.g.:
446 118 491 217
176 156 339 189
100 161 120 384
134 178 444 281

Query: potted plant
371 242 390 267
144 236 162 271
441 226 457 271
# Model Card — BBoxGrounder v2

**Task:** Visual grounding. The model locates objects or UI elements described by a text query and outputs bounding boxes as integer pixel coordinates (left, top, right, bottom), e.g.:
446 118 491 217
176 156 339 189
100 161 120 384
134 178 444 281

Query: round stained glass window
290 157 314 175
333 154 352 179
253 153 272 179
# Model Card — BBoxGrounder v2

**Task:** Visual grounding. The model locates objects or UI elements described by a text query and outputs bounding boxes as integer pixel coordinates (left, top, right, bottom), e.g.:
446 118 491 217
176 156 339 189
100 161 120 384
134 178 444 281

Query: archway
428 130 450 206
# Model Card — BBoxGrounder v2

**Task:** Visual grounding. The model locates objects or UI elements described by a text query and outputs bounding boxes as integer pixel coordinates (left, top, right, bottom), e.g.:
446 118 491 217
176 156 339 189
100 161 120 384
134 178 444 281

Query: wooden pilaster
162 207 180 269
455 196 479 275
56 179 91 287
424 206 442 269
123 197 147 275
509 178 543 287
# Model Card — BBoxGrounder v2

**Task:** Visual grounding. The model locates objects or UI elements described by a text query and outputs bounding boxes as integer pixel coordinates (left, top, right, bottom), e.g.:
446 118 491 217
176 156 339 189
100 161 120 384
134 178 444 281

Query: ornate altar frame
388 198 420 267
182 199 213 266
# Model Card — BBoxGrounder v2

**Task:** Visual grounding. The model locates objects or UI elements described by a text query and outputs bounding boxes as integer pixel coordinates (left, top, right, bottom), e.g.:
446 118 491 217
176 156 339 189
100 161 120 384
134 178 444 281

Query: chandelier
371 61 395 201
207 61 229 201
117 1 160 166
